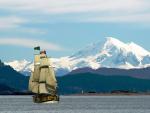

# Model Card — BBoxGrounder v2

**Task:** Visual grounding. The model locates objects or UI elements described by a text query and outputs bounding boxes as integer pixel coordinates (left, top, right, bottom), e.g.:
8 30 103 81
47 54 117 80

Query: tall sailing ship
28 46 59 103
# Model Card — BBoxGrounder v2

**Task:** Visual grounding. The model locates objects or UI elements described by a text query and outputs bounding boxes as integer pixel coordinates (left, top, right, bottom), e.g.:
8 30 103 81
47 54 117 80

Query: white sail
46 67 57 89
28 47 40 93
33 65 40 82
31 83 39 93
39 83 48 94
28 72 33 91
29 72 39 93
39 56 57 93
40 56 49 67
39 68 46 83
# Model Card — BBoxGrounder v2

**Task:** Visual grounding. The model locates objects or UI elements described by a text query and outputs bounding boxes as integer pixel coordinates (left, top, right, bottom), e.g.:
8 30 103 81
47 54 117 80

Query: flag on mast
34 46 40 50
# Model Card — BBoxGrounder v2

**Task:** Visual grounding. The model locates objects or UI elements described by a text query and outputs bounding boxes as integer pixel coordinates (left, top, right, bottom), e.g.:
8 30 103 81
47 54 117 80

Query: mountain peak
104 37 126 49
71 37 149 59
106 37 120 42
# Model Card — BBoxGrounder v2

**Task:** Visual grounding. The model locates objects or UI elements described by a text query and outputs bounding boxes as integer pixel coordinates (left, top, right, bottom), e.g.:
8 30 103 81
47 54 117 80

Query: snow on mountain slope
5 37 150 76
69 37 150 69
5 60 33 72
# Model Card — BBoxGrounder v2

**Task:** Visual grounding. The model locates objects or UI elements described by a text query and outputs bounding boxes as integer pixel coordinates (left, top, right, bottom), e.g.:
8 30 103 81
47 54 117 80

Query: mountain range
58 73 150 94
5 37 150 76
0 60 29 94
1 60 150 94
69 67 150 79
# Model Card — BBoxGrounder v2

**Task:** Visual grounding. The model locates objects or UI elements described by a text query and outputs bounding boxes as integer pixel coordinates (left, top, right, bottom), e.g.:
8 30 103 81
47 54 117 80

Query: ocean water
0 95 150 113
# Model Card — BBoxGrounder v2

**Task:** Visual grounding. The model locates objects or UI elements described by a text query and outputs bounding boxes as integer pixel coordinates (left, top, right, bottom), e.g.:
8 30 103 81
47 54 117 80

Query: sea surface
0 95 150 113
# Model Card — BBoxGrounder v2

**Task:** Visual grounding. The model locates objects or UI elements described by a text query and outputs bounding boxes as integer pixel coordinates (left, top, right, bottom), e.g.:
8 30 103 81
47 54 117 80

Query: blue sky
0 0 150 61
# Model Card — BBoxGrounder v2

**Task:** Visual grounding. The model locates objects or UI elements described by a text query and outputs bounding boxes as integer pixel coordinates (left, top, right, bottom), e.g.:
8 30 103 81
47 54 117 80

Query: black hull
33 94 59 103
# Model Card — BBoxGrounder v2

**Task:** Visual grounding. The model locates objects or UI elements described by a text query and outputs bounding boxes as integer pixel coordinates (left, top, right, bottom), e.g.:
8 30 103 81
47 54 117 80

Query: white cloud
83 13 150 23
0 0 149 14
0 38 64 51
0 0 150 23
20 28 47 35
0 16 27 29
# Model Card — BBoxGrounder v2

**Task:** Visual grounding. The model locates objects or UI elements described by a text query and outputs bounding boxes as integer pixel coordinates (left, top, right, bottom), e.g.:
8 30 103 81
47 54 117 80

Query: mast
29 46 41 93
38 50 57 95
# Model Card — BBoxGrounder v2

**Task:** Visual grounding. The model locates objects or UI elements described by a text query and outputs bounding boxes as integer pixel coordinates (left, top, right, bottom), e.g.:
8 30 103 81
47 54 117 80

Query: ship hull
33 94 59 103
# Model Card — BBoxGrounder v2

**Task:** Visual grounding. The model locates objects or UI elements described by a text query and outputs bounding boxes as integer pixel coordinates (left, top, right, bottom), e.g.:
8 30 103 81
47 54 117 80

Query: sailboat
28 46 59 103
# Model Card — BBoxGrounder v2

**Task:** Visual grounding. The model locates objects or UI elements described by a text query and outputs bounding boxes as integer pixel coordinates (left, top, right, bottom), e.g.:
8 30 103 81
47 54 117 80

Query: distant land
0 60 29 94
58 73 150 95
1 60 150 95
70 67 150 79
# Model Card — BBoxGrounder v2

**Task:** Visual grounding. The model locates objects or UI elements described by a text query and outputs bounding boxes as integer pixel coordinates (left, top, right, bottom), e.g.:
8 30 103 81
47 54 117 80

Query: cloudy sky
0 0 150 61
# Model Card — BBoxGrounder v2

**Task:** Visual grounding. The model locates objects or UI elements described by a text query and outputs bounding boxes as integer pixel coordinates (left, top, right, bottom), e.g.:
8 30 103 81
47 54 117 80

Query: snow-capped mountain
5 60 33 72
5 37 150 76
5 60 33 76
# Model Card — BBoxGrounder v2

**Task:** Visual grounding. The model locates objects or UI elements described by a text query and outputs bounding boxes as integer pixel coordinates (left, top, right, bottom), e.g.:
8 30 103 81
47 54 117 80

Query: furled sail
28 47 58 95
